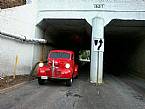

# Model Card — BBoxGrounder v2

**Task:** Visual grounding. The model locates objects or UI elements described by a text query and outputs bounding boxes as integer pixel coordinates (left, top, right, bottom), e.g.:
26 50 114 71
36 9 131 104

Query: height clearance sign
93 38 104 52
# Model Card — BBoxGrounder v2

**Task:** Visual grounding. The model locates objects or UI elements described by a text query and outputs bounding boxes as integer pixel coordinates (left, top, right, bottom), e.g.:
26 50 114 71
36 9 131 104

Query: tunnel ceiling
37 19 92 50
105 19 145 40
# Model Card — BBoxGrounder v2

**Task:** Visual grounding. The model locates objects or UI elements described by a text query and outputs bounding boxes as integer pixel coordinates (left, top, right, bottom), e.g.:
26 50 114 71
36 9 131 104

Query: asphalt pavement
0 70 145 109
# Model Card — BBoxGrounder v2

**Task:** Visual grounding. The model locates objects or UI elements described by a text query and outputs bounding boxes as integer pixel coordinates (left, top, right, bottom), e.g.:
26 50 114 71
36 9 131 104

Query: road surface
0 71 145 109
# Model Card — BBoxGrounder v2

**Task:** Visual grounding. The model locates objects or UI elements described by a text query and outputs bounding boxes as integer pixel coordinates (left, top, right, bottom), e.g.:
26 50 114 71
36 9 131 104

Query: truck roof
49 50 74 54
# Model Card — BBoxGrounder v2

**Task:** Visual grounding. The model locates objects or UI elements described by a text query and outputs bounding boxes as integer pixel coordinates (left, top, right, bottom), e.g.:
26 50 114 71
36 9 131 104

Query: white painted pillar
90 17 104 84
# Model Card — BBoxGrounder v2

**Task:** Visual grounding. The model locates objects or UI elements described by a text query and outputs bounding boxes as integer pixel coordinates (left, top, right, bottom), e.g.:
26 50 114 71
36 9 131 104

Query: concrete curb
0 80 35 94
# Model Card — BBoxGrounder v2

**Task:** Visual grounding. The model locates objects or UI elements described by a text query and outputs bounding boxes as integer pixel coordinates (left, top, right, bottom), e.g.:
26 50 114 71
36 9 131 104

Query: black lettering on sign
94 40 98 46
94 4 104 8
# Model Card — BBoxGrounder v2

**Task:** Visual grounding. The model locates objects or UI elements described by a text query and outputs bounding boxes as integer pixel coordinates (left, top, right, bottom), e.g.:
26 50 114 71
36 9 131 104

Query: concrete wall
128 35 145 79
0 35 34 76
32 44 55 66
0 4 37 38
35 26 44 39
33 25 55 65
38 0 145 11
37 0 145 25
33 25 53 64
37 11 145 27
0 0 42 76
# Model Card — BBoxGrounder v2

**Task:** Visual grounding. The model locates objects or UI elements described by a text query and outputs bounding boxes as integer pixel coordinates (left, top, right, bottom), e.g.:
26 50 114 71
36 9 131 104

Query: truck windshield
49 52 70 59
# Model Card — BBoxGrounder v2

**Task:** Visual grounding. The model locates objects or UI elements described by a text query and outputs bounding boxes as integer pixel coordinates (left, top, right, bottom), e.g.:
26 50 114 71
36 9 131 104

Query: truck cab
37 50 78 86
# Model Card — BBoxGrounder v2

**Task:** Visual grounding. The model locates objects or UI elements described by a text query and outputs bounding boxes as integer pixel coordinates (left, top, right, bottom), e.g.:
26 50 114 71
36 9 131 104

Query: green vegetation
79 50 90 59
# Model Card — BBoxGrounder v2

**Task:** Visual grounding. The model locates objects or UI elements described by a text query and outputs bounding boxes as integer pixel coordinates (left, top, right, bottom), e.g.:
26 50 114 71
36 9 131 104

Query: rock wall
0 0 26 9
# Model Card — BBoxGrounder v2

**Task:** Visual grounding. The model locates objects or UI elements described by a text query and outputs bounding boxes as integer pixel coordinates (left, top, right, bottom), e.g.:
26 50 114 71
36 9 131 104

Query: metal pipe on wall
0 31 47 44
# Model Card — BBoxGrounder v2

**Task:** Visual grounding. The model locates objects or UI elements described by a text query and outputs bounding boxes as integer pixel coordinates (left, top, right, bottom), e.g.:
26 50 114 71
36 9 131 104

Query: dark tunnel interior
104 19 145 78
37 19 91 50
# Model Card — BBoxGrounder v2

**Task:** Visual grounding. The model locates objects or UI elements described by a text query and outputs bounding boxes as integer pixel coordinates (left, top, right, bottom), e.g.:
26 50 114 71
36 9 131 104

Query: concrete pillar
90 17 104 84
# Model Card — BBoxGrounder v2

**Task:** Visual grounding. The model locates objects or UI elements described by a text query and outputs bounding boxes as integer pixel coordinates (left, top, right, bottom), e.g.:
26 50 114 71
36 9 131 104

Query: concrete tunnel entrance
36 18 92 78
36 18 145 83
104 19 145 79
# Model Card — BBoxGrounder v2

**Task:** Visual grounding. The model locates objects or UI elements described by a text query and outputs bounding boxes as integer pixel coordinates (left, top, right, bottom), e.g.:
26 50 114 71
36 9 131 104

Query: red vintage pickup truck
37 50 78 86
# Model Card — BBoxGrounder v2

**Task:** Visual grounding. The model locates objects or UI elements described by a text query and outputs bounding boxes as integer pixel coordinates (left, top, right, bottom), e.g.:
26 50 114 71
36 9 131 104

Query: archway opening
104 19 145 79
36 18 92 79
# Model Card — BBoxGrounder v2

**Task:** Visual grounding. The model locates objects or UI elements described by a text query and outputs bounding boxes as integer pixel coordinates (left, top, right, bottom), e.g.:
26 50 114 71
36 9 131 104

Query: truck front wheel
66 78 73 86
38 77 45 85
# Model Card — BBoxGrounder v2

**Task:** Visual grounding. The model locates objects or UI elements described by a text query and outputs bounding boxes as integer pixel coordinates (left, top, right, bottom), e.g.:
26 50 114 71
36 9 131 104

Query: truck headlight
39 62 44 67
65 63 70 69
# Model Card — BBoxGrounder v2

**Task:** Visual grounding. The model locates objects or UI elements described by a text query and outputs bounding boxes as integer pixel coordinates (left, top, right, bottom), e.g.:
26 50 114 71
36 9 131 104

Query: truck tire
66 78 73 86
38 77 45 85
